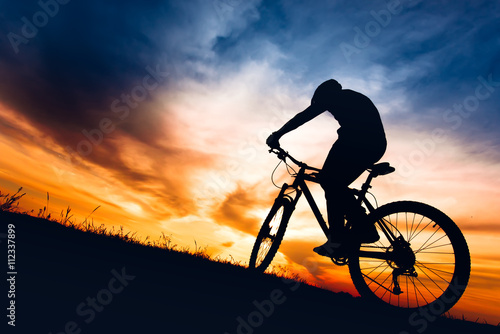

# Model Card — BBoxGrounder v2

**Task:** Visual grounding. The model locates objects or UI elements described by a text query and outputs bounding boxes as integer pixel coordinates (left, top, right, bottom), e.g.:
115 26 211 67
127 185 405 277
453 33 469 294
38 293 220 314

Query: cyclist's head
311 79 342 107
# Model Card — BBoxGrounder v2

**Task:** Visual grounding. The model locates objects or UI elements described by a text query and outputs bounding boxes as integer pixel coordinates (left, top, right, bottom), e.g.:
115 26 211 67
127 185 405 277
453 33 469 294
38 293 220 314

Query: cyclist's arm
274 104 325 137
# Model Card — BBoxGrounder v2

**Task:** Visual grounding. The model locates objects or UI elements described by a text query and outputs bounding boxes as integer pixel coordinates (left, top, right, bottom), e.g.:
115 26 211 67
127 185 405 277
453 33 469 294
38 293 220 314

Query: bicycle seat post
360 173 374 197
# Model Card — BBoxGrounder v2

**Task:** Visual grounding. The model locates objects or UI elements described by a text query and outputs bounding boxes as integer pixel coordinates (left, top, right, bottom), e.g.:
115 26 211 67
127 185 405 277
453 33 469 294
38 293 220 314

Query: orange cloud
211 182 275 236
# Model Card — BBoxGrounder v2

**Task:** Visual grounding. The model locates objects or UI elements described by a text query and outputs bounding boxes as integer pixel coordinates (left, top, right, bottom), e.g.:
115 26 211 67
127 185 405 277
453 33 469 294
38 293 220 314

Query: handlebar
268 146 322 172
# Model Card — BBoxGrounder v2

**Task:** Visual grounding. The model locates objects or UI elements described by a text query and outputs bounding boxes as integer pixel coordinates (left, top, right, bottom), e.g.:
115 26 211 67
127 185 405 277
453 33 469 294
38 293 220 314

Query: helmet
311 79 342 106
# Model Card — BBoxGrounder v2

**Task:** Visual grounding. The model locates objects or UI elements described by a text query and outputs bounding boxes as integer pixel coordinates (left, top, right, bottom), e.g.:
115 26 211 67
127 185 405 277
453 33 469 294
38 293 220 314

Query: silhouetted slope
1 211 497 334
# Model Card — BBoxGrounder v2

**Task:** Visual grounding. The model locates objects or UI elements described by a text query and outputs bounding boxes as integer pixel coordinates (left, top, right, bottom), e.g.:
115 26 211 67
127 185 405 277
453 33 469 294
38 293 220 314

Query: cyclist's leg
320 141 368 242
320 140 384 242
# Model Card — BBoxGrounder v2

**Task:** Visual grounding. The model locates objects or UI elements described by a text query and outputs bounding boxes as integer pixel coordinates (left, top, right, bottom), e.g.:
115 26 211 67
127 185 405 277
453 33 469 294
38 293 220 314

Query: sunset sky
1 0 499 325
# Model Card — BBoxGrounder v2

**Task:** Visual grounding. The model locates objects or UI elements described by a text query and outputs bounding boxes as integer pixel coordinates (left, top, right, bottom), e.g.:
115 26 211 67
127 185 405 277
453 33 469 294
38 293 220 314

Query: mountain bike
249 147 470 314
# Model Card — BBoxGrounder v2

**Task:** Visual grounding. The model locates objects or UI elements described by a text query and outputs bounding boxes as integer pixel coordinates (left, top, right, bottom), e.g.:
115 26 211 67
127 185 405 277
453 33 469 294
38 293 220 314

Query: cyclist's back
327 89 386 148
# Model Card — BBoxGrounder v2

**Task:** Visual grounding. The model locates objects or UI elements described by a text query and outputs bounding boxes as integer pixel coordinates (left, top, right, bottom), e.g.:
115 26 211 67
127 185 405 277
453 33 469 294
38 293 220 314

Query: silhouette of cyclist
266 79 387 257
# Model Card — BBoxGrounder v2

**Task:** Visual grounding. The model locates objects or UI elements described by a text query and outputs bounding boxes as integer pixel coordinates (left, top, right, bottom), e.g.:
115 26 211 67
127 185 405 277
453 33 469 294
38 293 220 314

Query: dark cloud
370 3 499 103
0 1 175 146
0 0 265 149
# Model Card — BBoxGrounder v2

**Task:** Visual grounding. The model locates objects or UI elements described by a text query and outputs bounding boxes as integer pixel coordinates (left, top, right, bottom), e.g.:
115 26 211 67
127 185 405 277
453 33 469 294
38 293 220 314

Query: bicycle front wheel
348 201 470 314
249 195 293 272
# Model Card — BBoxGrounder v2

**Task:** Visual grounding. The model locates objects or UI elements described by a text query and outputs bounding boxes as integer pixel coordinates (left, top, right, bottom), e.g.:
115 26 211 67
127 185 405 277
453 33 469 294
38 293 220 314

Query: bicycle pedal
393 286 403 295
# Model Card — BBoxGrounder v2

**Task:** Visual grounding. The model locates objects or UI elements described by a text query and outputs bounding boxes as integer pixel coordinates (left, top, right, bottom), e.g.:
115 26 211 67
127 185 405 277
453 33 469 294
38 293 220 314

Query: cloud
211 182 274 235
221 241 234 248
462 223 500 234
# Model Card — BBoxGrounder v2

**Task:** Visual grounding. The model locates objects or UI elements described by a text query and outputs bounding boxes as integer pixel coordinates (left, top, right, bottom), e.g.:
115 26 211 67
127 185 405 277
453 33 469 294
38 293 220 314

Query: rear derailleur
392 267 418 295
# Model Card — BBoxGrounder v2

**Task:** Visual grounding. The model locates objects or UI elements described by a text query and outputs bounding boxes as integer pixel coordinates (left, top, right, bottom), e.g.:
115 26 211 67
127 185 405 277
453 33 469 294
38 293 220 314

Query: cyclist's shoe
313 240 343 257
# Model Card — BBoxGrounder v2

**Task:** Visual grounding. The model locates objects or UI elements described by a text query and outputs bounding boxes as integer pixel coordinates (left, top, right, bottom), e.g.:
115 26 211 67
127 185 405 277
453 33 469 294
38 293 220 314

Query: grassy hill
1 210 498 334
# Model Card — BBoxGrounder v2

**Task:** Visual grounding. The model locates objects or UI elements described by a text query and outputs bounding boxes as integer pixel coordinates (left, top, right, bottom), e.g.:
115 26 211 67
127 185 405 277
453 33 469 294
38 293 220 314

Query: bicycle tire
249 196 293 272
348 201 470 314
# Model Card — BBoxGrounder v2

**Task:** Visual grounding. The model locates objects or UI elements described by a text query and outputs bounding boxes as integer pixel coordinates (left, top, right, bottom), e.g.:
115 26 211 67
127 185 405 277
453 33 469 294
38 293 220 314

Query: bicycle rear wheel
348 201 470 314
249 195 293 272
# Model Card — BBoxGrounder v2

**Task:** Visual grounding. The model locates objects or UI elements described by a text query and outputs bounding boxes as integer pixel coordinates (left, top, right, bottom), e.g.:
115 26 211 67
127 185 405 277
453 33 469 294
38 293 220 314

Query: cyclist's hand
266 132 281 148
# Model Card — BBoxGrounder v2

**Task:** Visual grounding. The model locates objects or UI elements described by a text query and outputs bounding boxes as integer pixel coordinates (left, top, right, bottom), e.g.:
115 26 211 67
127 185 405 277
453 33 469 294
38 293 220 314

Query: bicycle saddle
368 162 395 177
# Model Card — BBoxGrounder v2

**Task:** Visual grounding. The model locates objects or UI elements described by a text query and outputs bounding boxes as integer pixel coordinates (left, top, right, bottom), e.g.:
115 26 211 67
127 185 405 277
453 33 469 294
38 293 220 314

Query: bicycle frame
273 148 400 262
278 167 329 237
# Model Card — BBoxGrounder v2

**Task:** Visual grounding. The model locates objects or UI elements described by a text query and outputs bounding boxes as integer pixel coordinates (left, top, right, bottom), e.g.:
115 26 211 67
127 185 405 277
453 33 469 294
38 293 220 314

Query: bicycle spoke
408 214 426 242
414 263 453 276
411 276 429 306
411 277 419 308
417 249 453 255
409 212 416 244
368 265 391 291
409 219 434 244
415 228 444 253
359 263 387 270
386 280 393 303
416 265 446 294
363 260 387 277
415 261 453 283
415 234 448 254
395 212 399 234
362 272 394 295
415 275 438 300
